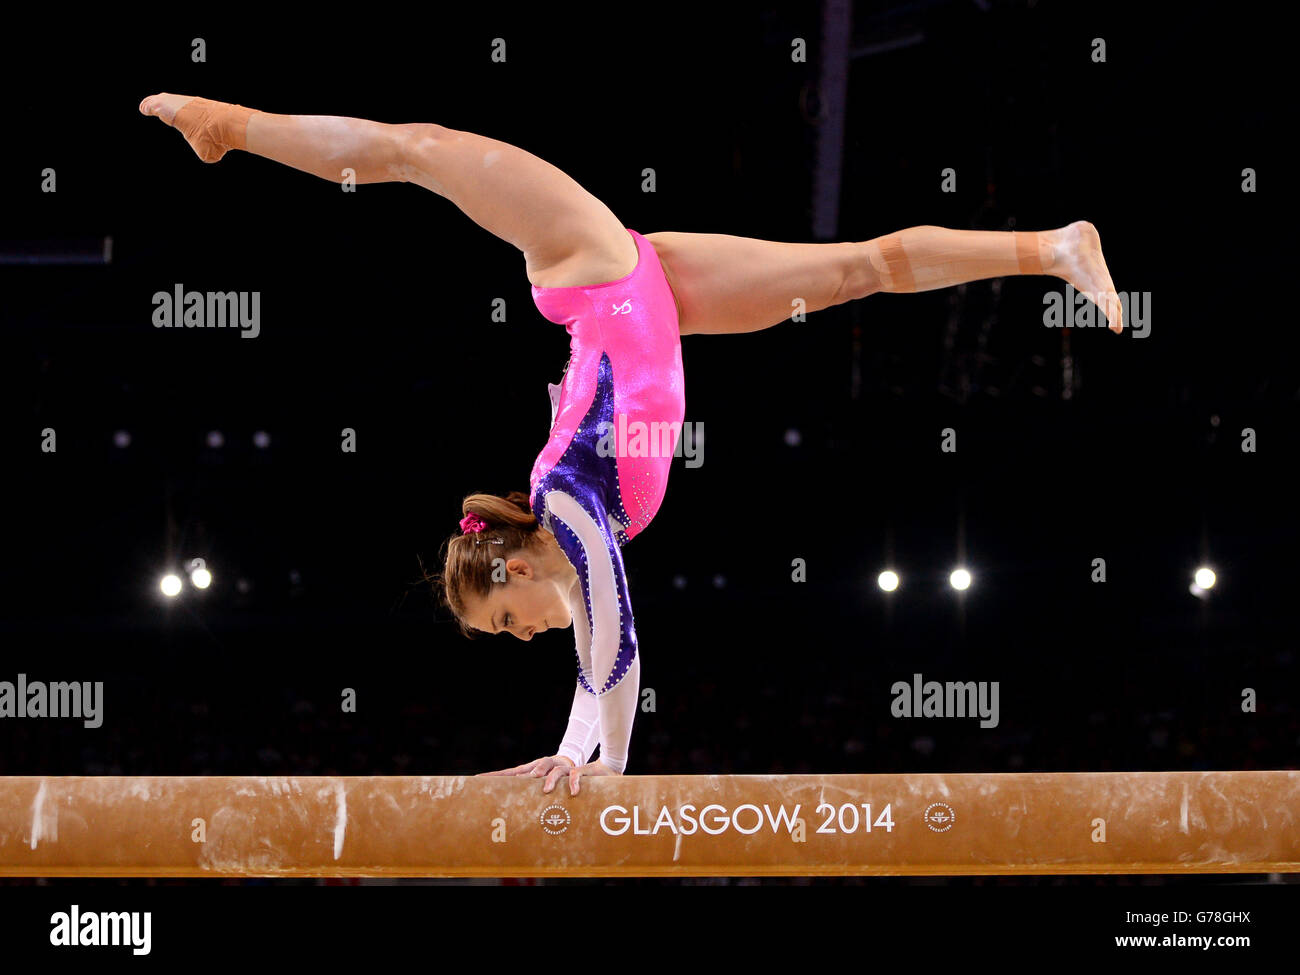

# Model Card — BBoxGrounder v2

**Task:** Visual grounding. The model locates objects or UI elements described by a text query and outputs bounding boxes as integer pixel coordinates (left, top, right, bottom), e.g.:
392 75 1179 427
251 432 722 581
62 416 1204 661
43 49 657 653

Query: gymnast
140 93 1121 796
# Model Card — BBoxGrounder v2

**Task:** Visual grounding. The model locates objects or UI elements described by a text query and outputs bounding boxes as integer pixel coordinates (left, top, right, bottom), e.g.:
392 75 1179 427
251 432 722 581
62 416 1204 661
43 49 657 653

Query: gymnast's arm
543 490 641 775
556 602 601 768
593 651 640 776
556 681 601 768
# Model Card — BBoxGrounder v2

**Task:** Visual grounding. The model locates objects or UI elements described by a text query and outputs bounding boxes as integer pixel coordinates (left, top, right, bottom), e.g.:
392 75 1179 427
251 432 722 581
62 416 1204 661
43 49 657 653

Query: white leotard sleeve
557 684 600 767
542 489 640 774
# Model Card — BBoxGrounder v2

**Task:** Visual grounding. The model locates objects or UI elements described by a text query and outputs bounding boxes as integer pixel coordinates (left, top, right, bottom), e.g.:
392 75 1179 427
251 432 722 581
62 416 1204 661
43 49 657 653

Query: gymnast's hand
477 755 575 778
541 759 615 796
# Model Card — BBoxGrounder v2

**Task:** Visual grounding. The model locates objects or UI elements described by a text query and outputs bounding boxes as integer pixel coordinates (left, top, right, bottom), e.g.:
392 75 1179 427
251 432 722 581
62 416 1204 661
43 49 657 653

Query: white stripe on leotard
545 490 640 774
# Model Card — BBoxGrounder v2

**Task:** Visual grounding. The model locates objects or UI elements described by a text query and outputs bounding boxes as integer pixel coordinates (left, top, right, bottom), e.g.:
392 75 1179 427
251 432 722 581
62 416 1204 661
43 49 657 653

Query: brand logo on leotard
611 299 633 315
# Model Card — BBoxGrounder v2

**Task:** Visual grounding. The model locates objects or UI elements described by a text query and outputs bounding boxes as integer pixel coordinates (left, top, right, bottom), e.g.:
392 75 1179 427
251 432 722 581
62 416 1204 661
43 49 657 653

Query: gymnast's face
463 554 574 641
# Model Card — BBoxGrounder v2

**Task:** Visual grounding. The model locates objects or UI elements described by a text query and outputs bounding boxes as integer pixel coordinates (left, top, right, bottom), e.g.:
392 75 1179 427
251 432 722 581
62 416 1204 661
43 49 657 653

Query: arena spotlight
206 430 225 449
1190 565 1217 599
877 570 899 592
949 568 972 591
190 566 212 589
159 574 182 598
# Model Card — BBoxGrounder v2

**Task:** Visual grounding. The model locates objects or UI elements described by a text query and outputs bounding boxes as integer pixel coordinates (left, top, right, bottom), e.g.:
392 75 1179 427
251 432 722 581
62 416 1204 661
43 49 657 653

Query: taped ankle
172 97 257 163
1014 231 1045 275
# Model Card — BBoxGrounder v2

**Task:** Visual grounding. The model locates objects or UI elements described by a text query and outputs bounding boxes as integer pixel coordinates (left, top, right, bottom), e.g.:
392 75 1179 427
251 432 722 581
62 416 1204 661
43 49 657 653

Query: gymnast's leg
138 93 636 287
648 222 1122 336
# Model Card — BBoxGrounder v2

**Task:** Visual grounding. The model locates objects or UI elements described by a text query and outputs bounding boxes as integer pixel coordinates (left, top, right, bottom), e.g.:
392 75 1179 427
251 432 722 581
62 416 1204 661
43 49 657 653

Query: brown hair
428 490 543 636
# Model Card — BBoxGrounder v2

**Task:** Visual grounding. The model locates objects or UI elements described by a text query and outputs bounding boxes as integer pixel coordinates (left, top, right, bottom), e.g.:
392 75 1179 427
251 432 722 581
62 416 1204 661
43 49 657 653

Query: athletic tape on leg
172 97 258 163
1015 231 1044 275
877 234 916 292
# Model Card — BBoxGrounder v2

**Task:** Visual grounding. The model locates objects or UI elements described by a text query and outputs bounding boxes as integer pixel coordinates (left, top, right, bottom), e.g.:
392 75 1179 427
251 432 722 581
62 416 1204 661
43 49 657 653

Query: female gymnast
140 93 1121 796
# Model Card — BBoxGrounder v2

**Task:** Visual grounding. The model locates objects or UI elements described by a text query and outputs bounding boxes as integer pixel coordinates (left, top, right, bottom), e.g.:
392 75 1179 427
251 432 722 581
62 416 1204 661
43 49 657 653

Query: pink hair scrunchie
459 513 488 534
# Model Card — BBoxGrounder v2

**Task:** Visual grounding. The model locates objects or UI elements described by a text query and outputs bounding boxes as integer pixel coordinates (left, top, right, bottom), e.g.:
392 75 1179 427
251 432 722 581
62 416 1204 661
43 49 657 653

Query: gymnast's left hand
542 759 616 796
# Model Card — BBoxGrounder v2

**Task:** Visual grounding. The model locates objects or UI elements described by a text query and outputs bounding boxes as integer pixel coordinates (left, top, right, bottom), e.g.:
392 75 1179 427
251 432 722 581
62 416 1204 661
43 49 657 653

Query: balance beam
0 771 1296 877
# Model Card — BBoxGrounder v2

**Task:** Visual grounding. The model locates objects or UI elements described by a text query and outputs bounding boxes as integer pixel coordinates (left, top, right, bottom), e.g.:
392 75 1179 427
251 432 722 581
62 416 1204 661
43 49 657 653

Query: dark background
2 0 1294 804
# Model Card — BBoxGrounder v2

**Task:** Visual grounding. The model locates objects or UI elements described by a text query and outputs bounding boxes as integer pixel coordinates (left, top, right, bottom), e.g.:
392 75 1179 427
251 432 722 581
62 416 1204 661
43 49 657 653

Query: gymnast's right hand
477 755 576 777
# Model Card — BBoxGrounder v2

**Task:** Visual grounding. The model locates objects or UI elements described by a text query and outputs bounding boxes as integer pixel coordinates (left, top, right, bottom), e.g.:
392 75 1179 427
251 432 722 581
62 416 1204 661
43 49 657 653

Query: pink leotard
527 228 685 773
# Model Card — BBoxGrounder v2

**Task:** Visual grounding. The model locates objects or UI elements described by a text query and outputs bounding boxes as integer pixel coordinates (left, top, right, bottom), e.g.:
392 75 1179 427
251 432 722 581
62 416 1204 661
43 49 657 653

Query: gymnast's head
430 490 576 641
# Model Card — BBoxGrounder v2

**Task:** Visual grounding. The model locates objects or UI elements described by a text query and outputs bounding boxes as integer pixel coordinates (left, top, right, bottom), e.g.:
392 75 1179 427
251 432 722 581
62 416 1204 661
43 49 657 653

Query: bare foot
139 92 238 163
1046 221 1123 333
